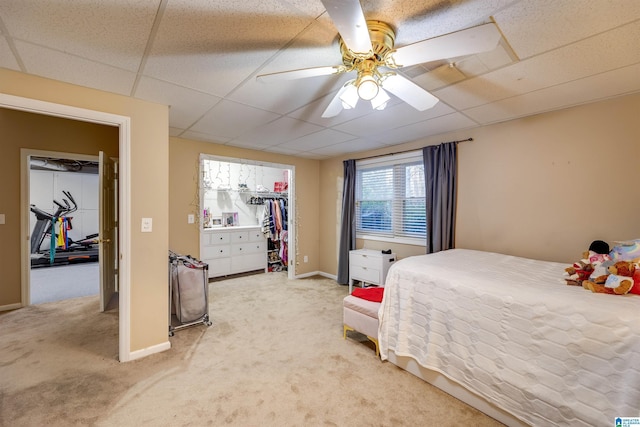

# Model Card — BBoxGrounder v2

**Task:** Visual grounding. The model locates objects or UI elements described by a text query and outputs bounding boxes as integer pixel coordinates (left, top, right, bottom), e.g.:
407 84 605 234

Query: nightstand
348 249 396 293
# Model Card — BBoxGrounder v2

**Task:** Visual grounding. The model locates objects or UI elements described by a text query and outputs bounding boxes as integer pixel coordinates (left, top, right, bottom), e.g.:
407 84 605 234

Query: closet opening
199 154 295 280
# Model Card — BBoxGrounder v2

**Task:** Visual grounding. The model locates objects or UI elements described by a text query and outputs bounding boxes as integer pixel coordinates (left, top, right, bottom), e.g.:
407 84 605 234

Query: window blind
355 152 426 241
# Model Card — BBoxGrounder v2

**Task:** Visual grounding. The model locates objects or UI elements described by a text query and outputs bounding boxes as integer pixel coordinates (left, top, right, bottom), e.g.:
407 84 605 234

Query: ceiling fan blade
382 74 439 111
321 0 372 54
321 84 351 118
391 23 502 67
257 65 342 83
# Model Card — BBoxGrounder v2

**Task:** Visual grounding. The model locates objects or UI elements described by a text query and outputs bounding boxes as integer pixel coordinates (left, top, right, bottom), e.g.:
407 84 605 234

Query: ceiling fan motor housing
339 20 396 66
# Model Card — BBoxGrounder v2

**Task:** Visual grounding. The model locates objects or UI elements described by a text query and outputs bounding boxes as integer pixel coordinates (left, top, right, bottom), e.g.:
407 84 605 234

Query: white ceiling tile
189 100 280 139
435 20 640 110
143 0 319 97
180 130 231 144
307 137 387 157
412 64 466 90
0 36 20 70
465 64 640 124
233 116 323 147
375 113 477 145
495 0 640 59
275 129 357 151
0 0 158 71
15 41 135 96
135 77 222 129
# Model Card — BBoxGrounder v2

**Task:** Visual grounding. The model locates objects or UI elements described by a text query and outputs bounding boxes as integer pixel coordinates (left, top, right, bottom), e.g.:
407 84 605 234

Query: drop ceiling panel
435 20 640 111
15 41 136 96
495 0 640 59
189 100 280 139
232 116 323 148
375 113 477 146
135 77 221 129
356 0 513 47
143 0 319 97
0 0 158 71
0 36 19 70
180 129 231 144
275 128 356 151
465 64 640 124
307 137 387 157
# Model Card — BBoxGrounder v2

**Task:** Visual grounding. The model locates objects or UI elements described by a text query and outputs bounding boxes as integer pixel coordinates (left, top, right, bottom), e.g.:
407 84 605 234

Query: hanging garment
280 230 288 264
279 199 287 231
274 199 282 236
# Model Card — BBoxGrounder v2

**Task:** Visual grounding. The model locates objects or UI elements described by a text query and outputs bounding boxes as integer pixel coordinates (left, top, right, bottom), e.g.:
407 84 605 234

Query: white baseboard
123 340 171 362
294 271 338 281
0 303 23 312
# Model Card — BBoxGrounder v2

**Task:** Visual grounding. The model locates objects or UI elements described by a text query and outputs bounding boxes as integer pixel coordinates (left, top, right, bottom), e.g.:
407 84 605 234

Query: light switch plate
188 214 195 224
0 214 5 225
141 217 152 232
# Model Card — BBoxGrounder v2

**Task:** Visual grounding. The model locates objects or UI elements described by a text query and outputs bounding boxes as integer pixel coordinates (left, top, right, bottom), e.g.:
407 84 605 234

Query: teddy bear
564 241 611 286
583 260 637 295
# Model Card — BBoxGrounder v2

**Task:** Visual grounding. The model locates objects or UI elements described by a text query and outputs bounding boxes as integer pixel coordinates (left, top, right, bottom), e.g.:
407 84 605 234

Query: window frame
355 151 426 247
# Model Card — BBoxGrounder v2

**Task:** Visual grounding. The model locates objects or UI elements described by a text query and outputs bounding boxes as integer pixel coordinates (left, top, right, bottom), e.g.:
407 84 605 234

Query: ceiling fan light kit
257 0 503 118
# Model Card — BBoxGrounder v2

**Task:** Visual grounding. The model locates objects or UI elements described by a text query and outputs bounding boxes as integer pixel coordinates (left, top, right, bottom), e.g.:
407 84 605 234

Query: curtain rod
355 137 473 161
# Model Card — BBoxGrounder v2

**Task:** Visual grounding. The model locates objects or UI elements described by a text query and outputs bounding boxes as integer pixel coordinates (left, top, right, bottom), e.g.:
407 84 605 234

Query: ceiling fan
257 0 502 118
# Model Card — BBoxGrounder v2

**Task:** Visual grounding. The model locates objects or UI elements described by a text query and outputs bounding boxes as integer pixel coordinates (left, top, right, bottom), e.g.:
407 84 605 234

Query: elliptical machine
30 190 99 268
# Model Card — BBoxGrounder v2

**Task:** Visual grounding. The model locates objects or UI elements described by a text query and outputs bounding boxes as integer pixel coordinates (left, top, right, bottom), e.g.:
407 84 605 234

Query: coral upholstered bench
343 287 384 356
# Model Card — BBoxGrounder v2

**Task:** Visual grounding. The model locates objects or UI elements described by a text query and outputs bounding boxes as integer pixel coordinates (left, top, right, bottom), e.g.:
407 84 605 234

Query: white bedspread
378 249 640 426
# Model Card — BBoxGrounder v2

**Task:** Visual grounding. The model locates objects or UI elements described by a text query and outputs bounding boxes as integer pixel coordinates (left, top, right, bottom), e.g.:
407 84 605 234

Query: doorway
2 93 133 362
29 154 101 305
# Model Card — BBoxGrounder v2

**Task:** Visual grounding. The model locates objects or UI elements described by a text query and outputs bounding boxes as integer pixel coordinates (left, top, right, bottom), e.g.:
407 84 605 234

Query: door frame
2 93 132 363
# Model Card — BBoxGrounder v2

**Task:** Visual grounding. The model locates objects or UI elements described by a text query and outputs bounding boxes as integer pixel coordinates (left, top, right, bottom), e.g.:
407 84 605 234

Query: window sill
356 233 425 247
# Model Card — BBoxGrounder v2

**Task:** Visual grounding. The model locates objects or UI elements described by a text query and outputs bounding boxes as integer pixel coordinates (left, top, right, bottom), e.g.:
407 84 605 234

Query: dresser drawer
230 231 249 243
201 245 230 259
231 241 266 256
248 229 265 242
207 232 231 245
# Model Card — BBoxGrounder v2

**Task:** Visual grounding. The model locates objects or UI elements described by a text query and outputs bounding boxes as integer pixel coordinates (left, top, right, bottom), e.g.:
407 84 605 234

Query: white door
99 151 118 312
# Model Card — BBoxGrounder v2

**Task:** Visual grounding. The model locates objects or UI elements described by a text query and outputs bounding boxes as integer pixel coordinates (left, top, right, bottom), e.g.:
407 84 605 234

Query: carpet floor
0 272 504 426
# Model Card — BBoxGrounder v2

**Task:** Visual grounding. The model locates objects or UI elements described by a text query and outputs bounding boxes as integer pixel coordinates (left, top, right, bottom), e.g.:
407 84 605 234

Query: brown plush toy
584 261 636 295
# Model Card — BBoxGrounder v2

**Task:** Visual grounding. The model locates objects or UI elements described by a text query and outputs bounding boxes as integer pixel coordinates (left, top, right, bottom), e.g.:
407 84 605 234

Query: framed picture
222 212 238 227
211 217 222 227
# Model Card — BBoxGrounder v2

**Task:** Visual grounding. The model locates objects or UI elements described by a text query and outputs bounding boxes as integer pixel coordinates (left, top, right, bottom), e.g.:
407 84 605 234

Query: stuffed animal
583 260 637 295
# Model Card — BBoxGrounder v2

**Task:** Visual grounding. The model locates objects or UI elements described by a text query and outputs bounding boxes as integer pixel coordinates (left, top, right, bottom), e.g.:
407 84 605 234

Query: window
355 152 425 245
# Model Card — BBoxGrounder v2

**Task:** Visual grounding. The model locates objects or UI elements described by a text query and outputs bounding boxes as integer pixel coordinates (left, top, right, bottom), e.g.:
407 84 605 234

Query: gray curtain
337 159 356 285
423 142 458 253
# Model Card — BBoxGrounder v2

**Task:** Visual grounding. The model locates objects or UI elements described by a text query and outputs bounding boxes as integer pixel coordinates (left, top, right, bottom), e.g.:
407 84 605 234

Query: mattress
378 249 640 426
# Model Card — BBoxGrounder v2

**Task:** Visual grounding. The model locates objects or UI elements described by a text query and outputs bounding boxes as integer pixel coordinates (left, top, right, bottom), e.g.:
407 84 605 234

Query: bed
378 249 640 426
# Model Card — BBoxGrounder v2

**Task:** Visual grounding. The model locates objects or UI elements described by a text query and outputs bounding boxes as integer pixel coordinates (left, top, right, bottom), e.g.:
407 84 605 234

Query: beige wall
319 92 640 274
0 68 169 355
168 137 321 275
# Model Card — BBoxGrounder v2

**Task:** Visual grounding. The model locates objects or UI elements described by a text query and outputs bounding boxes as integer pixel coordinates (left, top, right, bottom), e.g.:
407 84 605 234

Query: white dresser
200 226 267 278
348 249 397 293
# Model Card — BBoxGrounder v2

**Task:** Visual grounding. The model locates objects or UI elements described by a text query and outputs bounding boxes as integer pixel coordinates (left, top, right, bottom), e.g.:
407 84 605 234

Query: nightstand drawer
350 253 381 269
350 265 381 284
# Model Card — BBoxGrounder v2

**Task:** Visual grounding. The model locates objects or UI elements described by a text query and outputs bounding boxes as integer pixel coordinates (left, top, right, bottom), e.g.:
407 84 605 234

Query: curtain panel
422 142 458 253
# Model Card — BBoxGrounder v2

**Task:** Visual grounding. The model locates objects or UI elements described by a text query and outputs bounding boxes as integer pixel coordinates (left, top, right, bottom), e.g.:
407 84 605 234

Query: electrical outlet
188 214 195 224
304 255 308 263
0 214 4 225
